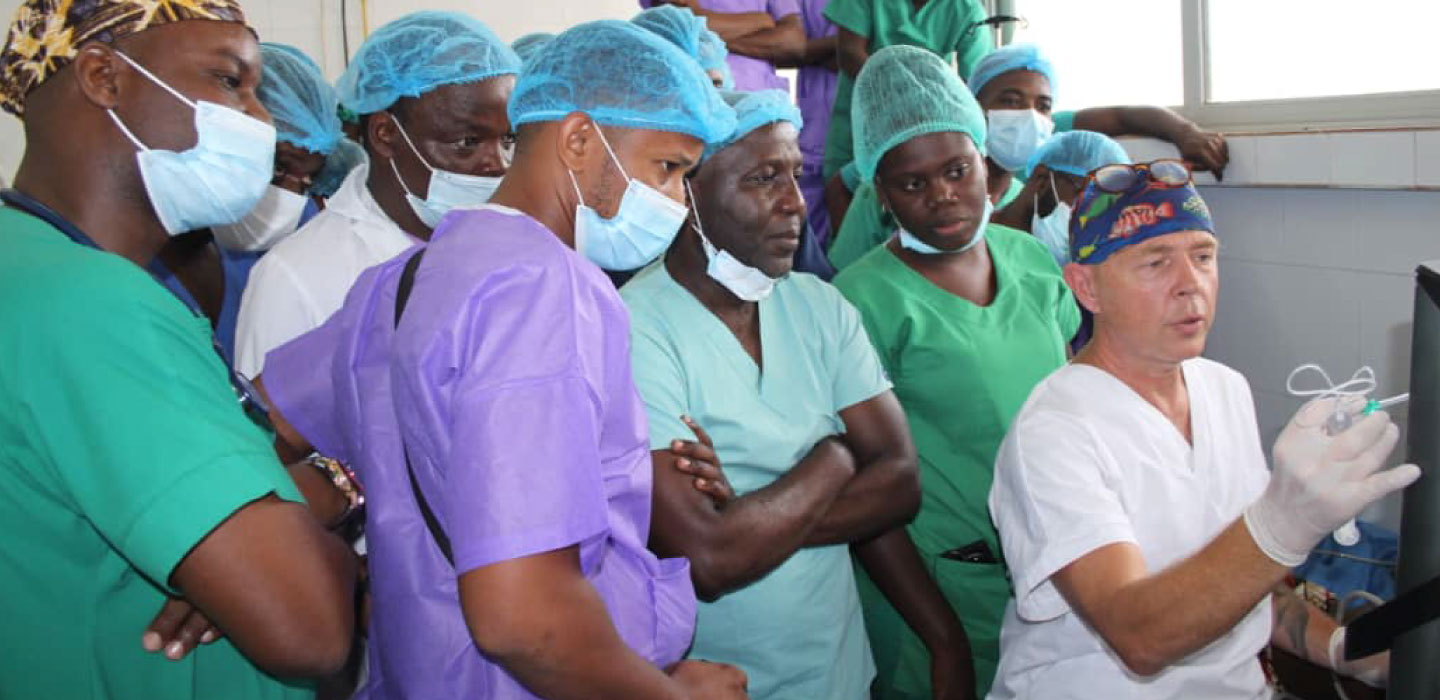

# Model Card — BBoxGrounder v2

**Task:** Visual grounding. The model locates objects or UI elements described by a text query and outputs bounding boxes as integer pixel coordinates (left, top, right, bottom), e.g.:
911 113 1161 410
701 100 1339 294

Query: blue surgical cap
853 45 987 182
311 138 367 197
968 43 1056 101
509 20 736 145
511 32 554 64
704 89 802 161
258 43 342 155
1025 130 1131 180
632 5 734 89
337 11 521 116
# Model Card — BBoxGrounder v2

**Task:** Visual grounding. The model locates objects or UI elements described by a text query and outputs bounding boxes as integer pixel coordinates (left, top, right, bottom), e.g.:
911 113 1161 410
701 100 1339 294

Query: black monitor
1392 261 1440 699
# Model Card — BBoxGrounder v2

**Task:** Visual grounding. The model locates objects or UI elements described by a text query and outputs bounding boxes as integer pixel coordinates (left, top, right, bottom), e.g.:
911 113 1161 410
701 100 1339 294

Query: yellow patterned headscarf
1 0 246 118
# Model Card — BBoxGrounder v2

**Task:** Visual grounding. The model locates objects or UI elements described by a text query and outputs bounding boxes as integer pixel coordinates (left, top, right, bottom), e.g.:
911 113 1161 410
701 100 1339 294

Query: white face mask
687 181 779 302
211 184 308 251
985 109 1054 173
1030 173 1071 268
897 199 995 256
569 126 689 271
388 115 502 228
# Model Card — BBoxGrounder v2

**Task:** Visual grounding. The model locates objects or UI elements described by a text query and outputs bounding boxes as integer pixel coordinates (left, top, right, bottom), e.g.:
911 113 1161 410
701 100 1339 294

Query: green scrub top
0 207 309 700
622 262 892 700
832 225 1080 698
827 111 1076 272
822 0 991 177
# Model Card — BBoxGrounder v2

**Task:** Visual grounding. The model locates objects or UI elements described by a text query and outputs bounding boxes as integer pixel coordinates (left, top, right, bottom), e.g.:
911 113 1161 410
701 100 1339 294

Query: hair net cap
632 5 733 89
1024 130 1131 179
337 11 521 116
968 43 1056 101
311 138 367 197
258 43 342 155
703 89 802 161
852 45 986 182
511 32 555 64
509 20 736 145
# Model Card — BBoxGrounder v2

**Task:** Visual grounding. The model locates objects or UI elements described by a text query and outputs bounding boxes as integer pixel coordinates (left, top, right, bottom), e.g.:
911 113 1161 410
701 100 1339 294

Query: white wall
1123 133 1440 531
0 0 639 181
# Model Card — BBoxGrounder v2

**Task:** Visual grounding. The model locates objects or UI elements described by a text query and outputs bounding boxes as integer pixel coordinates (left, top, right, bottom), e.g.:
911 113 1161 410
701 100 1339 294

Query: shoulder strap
393 250 453 565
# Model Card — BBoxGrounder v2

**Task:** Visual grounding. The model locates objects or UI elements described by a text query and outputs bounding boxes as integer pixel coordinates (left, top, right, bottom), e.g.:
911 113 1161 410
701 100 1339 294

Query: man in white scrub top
987 161 1415 699
234 12 519 377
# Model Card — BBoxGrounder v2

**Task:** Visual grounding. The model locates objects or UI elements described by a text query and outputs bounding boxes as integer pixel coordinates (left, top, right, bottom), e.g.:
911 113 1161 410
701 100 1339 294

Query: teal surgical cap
853 45 987 182
703 89 802 161
258 43 342 155
511 32 554 64
1025 130 1131 179
632 5 733 89
509 20 736 145
968 43 1056 100
337 11 521 116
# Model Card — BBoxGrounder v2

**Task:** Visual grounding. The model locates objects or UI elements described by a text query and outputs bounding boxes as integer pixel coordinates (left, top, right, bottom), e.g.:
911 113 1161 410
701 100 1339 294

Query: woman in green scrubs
832 45 1080 699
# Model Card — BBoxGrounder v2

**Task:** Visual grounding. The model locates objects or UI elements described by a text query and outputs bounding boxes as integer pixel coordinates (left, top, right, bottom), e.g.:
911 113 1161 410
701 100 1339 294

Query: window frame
1176 0 1440 132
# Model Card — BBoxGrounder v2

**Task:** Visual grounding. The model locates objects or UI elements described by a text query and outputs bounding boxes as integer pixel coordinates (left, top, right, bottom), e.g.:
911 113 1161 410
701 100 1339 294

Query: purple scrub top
794 0 836 166
640 0 801 91
263 204 696 699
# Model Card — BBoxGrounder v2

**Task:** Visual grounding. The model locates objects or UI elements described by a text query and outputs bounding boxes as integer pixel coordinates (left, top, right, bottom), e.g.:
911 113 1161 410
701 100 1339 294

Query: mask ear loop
685 179 717 259
388 114 438 173
591 123 631 182
112 50 196 109
567 120 631 213
107 50 197 152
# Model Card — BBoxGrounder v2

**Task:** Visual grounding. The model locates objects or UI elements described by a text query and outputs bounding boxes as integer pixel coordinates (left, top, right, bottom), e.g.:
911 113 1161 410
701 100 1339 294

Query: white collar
324 162 421 246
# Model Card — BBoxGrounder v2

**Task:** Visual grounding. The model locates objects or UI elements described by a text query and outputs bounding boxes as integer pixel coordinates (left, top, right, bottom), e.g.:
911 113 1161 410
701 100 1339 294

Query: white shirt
234 163 417 378
987 358 1272 700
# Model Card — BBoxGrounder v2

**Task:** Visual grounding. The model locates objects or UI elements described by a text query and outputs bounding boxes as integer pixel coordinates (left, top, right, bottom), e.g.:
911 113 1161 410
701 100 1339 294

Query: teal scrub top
828 111 1076 272
832 225 1080 698
621 262 891 700
822 0 992 177
0 207 309 700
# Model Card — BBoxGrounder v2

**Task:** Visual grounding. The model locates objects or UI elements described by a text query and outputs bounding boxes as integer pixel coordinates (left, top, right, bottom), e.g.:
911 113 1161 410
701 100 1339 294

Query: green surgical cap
852 45 987 183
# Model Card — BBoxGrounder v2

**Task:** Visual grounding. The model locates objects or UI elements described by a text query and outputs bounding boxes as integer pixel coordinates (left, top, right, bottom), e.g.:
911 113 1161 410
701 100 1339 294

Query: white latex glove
1329 626 1389 688
1244 398 1421 566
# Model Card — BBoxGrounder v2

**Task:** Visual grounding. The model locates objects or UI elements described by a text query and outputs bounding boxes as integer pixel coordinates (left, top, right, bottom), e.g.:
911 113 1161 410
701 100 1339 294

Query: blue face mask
568 126 689 271
898 199 994 255
388 115 502 228
106 51 277 236
985 109 1054 173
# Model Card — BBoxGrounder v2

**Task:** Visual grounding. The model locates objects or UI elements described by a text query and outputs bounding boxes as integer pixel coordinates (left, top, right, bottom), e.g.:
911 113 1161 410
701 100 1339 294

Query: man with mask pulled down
622 89 968 699
234 11 519 378
254 20 749 699
0 1 357 698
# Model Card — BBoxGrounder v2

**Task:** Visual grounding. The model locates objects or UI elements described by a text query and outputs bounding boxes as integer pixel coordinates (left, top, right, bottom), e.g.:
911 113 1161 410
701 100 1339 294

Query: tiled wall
1123 136 1440 530
1205 186 1438 529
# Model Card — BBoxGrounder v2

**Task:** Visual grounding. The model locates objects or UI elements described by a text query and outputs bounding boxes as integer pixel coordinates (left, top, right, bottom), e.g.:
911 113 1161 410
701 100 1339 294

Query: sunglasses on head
1086 158 1193 194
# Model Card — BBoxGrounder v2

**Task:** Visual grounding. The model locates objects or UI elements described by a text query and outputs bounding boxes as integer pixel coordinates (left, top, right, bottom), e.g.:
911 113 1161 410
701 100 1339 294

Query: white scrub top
233 163 416 378
987 358 1272 700
621 261 890 700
